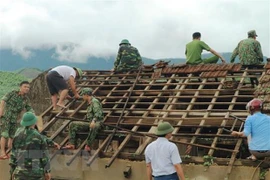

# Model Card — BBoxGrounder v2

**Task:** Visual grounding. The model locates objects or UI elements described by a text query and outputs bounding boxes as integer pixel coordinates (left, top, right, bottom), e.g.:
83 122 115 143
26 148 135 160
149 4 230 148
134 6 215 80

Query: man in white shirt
145 122 185 180
46 65 83 110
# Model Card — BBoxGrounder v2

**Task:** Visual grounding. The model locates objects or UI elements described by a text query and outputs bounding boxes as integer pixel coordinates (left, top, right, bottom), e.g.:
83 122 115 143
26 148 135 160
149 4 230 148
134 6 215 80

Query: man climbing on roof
46 65 83 110
63 88 104 152
185 32 226 65
231 99 270 161
113 39 143 72
230 30 264 65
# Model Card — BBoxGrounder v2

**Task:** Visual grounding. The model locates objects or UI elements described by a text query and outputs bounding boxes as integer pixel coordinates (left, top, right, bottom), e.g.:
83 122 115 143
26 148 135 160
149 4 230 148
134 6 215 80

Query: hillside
0 67 43 97
15 68 43 79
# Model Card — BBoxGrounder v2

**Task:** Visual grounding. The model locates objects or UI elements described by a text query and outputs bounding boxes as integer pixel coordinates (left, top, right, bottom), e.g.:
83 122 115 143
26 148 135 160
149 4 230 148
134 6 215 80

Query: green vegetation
0 71 30 98
203 155 215 167
0 68 42 97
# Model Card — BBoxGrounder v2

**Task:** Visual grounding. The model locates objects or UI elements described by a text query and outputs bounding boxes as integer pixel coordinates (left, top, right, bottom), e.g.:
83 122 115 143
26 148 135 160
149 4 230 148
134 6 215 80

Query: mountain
0 49 247 71
15 68 43 79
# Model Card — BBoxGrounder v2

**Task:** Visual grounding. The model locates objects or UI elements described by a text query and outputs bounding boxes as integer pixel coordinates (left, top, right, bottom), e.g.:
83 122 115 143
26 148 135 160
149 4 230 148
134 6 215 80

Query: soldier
46 65 83 110
113 39 143 72
185 32 226 65
63 88 104 151
0 81 34 160
230 30 264 65
10 112 51 180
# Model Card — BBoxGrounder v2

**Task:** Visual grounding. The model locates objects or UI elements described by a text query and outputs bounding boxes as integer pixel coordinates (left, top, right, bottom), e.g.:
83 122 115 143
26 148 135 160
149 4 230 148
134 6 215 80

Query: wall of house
0 155 263 180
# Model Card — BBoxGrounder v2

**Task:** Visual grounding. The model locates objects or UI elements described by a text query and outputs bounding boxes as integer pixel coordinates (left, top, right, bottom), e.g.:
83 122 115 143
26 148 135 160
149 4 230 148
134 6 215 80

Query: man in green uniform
63 88 104 151
185 32 226 65
113 39 143 72
9 112 51 180
0 81 34 160
230 30 264 65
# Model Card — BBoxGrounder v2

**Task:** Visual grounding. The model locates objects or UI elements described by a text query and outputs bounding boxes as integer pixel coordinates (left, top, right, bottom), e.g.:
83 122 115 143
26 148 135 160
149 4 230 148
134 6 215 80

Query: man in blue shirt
231 99 270 160
145 122 185 180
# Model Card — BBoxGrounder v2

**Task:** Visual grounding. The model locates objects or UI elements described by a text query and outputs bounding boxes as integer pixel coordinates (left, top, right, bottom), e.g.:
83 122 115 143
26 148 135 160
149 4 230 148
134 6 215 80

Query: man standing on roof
230 30 264 65
10 112 51 180
0 81 34 160
46 65 83 110
113 39 143 72
231 99 270 161
145 122 186 180
63 88 104 151
185 32 226 65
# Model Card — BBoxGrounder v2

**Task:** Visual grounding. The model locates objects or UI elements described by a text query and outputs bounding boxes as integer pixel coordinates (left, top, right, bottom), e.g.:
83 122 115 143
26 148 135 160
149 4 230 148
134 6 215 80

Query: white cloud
0 0 269 62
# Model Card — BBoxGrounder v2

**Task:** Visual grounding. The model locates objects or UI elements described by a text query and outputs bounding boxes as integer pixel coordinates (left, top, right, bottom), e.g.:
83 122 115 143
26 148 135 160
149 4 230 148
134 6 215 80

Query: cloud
0 0 269 62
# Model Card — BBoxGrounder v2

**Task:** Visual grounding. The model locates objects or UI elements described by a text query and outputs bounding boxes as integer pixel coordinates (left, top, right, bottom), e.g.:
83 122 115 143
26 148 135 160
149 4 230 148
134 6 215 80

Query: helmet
74 67 83 77
80 88 93 96
246 99 262 111
156 122 174 136
20 112 37 127
119 39 130 46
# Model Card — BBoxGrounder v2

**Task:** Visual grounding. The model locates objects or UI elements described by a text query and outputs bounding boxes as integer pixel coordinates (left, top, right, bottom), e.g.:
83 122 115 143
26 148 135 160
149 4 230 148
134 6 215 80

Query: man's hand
231 131 240 137
54 142 61 150
45 173 51 180
89 121 96 129
221 58 226 63
74 93 80 99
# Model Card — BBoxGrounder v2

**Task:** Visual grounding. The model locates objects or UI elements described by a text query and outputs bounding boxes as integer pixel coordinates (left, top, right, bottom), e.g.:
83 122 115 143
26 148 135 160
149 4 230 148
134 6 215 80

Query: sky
0 0 269 63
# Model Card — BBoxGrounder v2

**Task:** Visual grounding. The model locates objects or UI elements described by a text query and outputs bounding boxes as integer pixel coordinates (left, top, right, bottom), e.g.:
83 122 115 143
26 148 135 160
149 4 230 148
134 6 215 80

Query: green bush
0 71 29 98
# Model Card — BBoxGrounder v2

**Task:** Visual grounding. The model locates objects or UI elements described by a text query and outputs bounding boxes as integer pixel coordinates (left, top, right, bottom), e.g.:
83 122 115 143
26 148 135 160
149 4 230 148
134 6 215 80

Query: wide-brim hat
20 112 37 127
248 30 258 37
156 122 174 135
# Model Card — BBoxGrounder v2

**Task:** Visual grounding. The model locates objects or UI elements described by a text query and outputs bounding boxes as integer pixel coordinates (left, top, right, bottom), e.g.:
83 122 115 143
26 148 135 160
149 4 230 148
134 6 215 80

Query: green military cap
156 122 174 135
119 39 131 46
248 30 258 37
20 112 37 127
74 67 83 77
80 88 93 96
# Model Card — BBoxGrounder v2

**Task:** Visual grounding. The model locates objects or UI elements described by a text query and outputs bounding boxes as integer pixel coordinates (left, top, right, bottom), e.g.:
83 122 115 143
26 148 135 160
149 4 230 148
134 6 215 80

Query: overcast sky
0 0 269 63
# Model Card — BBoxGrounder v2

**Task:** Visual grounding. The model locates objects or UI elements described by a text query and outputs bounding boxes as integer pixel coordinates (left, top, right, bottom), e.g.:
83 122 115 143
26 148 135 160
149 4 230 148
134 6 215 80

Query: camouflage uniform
231 33 264 65
0 90 33 139
10 127 50 180
114 44 142 72
69 97 104 147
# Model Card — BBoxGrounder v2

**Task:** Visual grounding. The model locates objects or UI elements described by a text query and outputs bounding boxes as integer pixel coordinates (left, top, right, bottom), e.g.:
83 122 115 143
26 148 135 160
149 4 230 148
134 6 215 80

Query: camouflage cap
20 112 37 127
248 30 258 37
80 88 93 96
119 39 130 46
